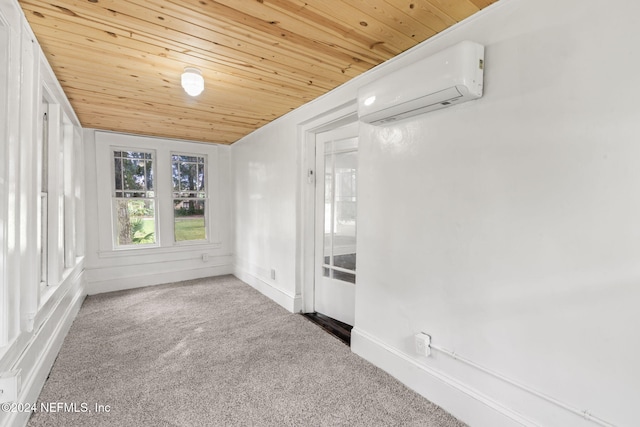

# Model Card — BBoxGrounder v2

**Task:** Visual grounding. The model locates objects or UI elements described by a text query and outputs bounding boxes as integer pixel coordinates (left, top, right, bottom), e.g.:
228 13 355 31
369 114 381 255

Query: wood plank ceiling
19 0 498 144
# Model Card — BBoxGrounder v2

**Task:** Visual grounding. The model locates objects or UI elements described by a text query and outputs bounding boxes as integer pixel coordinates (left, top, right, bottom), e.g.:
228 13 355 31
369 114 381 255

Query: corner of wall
233 264 302 313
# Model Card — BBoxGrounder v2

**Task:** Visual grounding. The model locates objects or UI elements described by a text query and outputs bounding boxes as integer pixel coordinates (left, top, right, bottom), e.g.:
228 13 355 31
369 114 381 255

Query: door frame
297 100 358 314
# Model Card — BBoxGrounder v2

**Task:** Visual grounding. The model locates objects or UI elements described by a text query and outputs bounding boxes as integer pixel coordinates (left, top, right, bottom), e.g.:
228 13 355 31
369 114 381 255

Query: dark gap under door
301 312 353 346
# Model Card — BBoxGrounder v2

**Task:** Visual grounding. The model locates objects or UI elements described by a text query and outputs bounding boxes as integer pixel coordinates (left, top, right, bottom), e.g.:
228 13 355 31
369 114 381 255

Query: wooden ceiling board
420 0 483 22
164 0 389 66
38 21 338 101
467 0 497 9
43 37 323 107
20 0 498 144
23 0 358 84
342 0 438 40
229 0 400 58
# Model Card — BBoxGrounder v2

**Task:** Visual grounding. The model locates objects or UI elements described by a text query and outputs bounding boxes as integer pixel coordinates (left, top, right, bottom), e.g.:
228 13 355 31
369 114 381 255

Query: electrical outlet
201 253 209 262
414 333 431 357
270 269 276 280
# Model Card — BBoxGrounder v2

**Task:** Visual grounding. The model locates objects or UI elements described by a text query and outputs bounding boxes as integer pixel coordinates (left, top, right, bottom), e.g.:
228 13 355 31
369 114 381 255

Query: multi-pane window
323 137 358 284
113 151 156 247
172 154 207 242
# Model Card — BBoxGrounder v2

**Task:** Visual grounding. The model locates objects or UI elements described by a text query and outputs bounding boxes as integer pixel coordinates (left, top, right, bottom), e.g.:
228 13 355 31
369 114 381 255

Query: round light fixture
181 67 204 97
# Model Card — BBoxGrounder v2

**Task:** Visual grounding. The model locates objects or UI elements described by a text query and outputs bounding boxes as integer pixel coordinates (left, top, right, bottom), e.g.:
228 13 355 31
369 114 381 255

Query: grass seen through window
141 218 206 242
172 154 207 242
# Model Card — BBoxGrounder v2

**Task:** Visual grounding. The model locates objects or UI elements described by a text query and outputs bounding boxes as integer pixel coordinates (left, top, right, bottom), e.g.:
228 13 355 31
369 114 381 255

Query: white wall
83 130 234 294
232 0 638 425
232 117 305 311
0 1 85 426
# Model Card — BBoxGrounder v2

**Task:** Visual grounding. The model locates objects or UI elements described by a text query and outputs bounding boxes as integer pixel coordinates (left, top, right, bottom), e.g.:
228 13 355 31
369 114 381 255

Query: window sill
97 241 223 258
39 257 85 307
39 284 56 308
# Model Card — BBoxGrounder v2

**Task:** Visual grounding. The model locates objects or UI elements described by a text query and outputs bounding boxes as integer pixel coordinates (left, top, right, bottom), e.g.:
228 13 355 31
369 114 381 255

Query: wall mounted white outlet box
201 253 209 262
0 370 21 403
414 333 431 357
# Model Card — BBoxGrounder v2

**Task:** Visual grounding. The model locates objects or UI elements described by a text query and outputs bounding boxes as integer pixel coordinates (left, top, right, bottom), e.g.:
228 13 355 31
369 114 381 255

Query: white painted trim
97 242 223 258
0 273 85 427
86 263 234 295
34 41 79 128
234 266 302 313
296 101 358 315
351 327 537 427
18 23 39 334
90 128 229 148
0 7 10 349
352 328 619 427
427 343 615 427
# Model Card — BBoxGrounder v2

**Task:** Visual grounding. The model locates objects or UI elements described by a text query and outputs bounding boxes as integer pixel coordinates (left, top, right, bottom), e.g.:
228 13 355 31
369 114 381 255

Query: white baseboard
86 263 234 295
233 266 302 313
351 327 536 427
1 276 85 427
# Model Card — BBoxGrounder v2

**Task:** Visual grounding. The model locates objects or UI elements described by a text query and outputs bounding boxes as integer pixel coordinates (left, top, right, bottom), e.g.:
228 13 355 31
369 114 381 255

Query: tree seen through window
113 151 156 246
172 154 207 242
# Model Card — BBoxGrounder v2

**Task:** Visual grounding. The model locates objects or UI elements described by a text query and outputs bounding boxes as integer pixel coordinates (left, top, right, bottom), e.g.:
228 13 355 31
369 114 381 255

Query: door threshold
301 312 353 346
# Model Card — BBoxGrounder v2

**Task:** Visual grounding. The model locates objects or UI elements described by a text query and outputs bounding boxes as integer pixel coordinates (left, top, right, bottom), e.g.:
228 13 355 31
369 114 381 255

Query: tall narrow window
172 154 207 242
57 116 65 273
38 107 48 286
113 151 156 247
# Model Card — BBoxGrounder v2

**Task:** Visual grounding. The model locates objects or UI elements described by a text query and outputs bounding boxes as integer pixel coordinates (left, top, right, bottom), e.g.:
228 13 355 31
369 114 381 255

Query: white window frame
110 148 159 250
95 131 223 257
39 89 65 292
37 101 48 290
171 152 209 245
62 114 76 268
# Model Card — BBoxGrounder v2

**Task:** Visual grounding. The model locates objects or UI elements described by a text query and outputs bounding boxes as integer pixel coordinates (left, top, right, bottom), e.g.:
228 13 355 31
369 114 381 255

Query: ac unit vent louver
358 41 485 125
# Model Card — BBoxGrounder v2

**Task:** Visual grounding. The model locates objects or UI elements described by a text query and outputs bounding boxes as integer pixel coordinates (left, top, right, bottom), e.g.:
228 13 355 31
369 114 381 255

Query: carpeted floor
28 275 466 427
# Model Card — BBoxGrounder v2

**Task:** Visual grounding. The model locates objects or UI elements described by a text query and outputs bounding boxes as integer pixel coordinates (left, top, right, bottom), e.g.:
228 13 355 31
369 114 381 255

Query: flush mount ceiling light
181 67 204 97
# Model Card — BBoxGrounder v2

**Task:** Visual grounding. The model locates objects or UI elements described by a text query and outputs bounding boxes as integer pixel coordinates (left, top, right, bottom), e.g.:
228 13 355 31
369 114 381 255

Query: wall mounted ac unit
358 41 484 125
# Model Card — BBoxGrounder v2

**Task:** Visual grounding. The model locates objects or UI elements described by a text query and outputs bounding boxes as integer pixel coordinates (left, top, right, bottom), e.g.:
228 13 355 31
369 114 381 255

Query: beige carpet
28 275 466 427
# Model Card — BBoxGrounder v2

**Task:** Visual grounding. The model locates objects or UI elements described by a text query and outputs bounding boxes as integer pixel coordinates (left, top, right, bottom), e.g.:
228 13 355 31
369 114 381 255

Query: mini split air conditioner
358 41 485 125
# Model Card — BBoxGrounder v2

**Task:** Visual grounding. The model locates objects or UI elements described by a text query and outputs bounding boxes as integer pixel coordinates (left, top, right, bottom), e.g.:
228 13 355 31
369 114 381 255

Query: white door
314 122 358 326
